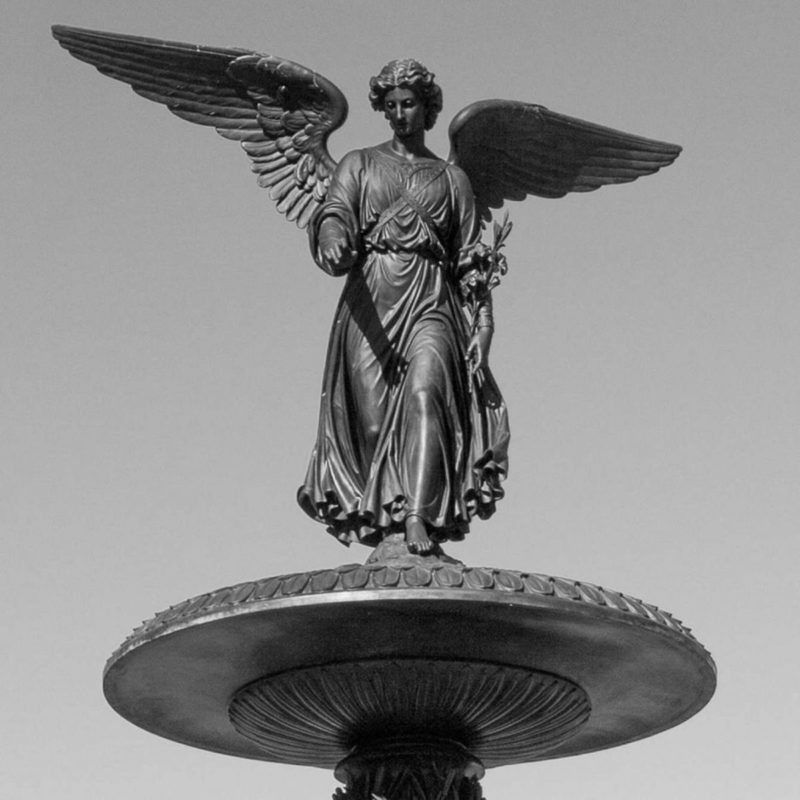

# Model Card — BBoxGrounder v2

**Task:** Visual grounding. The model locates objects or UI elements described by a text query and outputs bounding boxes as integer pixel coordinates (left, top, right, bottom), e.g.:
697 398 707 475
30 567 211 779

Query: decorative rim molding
102 560 716 765
111 561 703 665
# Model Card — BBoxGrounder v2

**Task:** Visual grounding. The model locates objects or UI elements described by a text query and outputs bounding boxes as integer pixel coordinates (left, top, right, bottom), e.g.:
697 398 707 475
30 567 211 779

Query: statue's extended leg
405 514 433 554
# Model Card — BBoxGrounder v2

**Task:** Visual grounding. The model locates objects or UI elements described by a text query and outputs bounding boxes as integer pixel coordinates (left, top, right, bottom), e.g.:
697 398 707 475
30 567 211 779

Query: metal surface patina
55 23 714 800
103 557 715 798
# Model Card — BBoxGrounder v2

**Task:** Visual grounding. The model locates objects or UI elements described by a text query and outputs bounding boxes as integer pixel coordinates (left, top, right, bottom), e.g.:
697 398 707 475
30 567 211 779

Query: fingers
466 342 485 373
319 242 357 273
323 242 344 261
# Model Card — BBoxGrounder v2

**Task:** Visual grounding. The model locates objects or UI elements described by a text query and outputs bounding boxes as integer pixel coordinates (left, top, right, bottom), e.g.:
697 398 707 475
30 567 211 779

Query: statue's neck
390 131 430 161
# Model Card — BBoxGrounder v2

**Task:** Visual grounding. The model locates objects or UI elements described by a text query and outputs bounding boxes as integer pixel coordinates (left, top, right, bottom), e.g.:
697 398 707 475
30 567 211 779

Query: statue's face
383 87 426 138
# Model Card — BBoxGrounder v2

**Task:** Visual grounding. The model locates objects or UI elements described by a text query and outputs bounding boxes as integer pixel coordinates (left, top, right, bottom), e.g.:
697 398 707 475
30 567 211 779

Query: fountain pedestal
104 553 715 798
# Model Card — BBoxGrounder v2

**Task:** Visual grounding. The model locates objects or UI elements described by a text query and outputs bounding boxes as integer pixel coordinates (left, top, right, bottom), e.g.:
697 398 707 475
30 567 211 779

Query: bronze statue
56 30 716 798
52 26 681 555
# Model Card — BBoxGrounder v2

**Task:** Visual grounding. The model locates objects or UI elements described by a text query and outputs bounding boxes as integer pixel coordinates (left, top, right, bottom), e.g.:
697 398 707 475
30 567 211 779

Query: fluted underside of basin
229 659 591 766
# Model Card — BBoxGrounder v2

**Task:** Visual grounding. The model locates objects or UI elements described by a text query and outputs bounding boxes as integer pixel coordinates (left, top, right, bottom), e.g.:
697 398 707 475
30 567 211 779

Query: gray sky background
3 1 799 797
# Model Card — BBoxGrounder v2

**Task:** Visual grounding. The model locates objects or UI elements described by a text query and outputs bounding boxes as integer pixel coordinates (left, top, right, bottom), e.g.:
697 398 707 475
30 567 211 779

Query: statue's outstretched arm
307 151 364 276
52 25 349 229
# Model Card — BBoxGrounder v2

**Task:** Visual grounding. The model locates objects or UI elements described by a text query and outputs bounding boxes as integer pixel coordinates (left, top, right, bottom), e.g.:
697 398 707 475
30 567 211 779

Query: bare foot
405 515 433 554
358 524 374 542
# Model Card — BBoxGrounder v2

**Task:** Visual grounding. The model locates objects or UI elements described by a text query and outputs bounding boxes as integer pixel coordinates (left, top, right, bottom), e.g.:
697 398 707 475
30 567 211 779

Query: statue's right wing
52 25 348 228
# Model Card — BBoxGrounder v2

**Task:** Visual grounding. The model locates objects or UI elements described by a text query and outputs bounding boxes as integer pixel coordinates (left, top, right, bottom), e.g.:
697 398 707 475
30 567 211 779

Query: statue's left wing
52 25 348 228
448 99 681 220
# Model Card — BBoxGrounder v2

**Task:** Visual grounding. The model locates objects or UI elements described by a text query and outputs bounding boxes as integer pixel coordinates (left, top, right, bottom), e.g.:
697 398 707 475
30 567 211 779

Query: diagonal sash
366 156 449 260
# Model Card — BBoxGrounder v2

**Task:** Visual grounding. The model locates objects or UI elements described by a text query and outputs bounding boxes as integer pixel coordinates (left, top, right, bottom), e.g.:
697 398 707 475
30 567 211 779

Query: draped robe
297 145 509 546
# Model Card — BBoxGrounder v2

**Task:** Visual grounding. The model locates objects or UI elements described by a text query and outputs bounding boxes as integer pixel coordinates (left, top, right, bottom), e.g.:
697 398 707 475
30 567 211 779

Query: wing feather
448 99 681 219
295 192 317 228
52 25 348 228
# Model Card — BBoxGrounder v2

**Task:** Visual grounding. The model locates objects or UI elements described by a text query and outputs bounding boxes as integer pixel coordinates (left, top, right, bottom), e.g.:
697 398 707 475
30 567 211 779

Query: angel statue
53 26 681 556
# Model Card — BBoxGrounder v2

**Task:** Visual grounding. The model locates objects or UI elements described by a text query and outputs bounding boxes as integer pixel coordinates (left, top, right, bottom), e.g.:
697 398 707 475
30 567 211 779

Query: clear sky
3 1 799 797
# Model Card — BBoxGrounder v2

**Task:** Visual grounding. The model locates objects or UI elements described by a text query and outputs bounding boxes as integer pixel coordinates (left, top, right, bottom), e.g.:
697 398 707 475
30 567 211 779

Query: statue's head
369 59 442 131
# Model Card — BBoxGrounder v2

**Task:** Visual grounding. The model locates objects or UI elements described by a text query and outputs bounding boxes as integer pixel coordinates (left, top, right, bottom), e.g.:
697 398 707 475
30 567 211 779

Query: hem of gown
297 459 506 549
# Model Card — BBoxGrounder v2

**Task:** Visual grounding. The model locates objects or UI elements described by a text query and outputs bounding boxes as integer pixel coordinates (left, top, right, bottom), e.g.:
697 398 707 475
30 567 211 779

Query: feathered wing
448 99 681 220
52 25 348 228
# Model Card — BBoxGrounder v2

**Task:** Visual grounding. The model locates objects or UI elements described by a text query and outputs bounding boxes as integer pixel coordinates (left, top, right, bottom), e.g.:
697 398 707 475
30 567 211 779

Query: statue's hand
466 327 492 373
318 240 357 275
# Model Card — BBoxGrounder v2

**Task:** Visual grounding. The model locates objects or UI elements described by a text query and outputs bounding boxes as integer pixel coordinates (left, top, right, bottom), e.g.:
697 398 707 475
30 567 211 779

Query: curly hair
368 59 443 131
